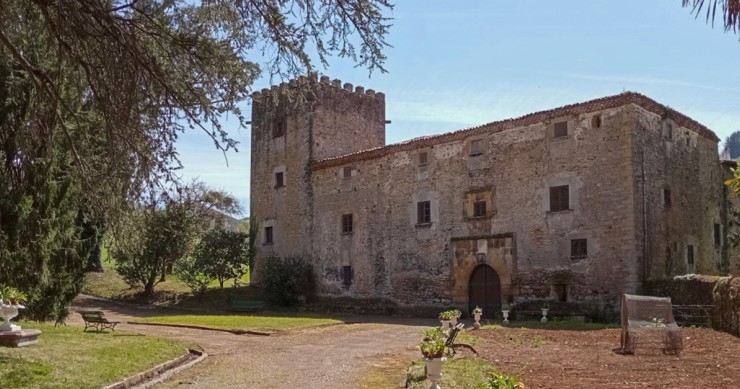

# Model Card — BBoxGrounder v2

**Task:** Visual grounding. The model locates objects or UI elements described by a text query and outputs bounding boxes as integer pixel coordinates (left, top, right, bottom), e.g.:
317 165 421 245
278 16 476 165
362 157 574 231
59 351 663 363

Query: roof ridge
310 91 718 170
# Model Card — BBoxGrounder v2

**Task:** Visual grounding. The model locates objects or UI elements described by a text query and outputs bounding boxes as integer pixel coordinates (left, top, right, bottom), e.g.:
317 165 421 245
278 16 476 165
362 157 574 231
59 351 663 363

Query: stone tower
250 75 386 282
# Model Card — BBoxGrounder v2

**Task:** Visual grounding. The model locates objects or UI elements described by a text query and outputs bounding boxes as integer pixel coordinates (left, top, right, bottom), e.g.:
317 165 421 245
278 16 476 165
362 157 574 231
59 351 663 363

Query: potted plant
420 328 449 389
0 285 27 332
448 309 462 326
541 303 550 323
472 306 483 329
501 304 511 324
438 310 453 329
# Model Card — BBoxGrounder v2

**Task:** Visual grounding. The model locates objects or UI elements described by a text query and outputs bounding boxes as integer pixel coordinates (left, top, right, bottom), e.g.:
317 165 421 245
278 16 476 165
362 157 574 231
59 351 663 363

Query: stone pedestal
0 329 41 348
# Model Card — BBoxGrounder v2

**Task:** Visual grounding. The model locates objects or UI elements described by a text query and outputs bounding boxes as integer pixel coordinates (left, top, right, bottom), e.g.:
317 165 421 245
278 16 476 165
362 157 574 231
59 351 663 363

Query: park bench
79 310 120 332
230 299 265 312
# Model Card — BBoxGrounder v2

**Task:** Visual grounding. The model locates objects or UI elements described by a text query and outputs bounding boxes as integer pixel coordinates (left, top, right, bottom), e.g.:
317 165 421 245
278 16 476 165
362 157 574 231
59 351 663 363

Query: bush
262 255 315 306
480 370 525 389
173 257 215 295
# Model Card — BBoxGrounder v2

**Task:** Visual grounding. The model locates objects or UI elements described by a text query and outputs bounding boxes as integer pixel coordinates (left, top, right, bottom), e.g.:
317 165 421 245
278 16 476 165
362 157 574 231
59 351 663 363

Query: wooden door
468 265 502 318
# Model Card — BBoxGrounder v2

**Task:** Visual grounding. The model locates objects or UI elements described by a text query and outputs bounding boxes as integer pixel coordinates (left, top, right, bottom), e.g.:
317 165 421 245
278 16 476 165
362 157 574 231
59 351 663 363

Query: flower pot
440 320 450 329
541 308 549 323
502 310 510 324
425 357 446 389
0 304 24 332
449 316 458 326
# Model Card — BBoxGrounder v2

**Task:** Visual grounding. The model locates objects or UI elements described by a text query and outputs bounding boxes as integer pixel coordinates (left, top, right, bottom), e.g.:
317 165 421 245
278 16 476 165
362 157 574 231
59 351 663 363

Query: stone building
250 75 733 314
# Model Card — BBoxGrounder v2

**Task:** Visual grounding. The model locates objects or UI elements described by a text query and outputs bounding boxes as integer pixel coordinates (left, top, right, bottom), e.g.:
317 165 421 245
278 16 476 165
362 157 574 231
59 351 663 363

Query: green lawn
0 322 192 389
359 356 498 389
133 314 343 332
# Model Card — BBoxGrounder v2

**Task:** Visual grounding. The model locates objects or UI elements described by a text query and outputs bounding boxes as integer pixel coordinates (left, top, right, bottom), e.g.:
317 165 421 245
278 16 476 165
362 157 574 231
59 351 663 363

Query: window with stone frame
571 238 587 260
687 244 695 265
666 123 673 140
591 115 602 129
473 200 487 218
553 121 568 138
470 139 483 156
275 172 285 188
714 224 722 247
417 201 431 224
342 214 353 234
273 120 286 138
549 185 569 212
264 226 273 245
419 151 429 166
342 265 353 286
342 166 353 178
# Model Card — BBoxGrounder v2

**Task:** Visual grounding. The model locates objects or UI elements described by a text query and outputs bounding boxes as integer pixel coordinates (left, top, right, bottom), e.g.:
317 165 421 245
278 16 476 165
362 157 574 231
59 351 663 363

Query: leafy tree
177 228 249 290
683 1 740 34
262 255 315 306
724 131 740 159
174 257 216 295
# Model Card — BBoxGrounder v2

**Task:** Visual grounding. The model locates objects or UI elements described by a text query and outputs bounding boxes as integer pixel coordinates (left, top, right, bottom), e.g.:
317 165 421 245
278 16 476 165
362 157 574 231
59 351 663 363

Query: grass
359 356 497 389
0 321 193 389
82 260 252 310
132 314 343 332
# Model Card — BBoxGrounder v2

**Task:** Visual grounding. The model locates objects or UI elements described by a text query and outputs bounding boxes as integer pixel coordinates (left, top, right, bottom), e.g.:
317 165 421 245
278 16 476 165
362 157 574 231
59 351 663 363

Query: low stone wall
711 276 740 337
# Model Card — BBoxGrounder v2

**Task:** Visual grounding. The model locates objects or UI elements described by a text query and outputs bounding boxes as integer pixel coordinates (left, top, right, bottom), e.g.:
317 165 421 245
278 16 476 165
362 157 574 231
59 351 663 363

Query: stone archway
468 264 502 318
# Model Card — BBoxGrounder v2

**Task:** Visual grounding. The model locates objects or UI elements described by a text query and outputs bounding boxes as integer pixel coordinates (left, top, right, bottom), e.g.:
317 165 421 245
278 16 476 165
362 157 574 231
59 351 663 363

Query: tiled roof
310 92 719 170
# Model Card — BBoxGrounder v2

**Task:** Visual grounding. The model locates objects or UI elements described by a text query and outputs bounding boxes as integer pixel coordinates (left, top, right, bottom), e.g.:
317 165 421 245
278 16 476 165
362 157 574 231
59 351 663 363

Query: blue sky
175 1 740 216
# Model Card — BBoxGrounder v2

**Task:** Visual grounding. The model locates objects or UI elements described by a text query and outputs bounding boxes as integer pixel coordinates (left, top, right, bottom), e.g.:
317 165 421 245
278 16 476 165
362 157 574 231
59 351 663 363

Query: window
664 189 671 208
273 120 286 138
470 139 483 156
275 172 284 188
343 166 352 178
417 201 431 224
549 185 569 212
419 151 428 166
591 115 602 129
571 239 587 260
342 214 353 234
553 121 568 138
687 245 695 265
264 226 273 245
342 265 353 286
473 201 487 218
714 224 722 247
666 124 673 140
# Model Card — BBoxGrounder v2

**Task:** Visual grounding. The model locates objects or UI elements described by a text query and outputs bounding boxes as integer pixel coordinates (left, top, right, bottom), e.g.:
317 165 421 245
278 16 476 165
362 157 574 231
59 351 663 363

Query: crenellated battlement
251 73 385 102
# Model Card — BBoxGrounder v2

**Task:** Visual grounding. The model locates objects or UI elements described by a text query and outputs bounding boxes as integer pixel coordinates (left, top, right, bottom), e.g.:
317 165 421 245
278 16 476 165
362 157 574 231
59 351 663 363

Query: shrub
262 255 315 306
173 257 215 295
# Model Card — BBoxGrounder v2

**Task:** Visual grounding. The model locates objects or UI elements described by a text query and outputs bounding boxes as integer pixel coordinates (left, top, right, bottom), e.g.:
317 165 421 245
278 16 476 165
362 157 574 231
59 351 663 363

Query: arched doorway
468 265 502 317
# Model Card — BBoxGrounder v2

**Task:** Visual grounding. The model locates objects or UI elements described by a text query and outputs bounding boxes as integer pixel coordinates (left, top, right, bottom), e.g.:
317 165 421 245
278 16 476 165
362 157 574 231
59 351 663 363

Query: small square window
342 214 353 234
470 139 483 156
549 185 569 212
687 244 695 265
591 115 602 129
553 121 568 138
275 172 284 188
571 239 587 260
473 201 487 218
342 265 353 286
714 224 721 247
264 226 273 245
343 166 353 178
273 120 286 138
419 152 428 166
417 201 431 224
664 189 671 208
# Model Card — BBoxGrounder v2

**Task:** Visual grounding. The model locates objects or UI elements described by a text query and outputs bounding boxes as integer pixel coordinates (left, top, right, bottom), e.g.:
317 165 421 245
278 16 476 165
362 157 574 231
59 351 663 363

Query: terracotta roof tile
310 92 719 170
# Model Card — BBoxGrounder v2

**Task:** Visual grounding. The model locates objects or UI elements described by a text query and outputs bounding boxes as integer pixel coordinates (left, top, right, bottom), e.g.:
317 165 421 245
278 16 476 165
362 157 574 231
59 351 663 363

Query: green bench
230 299 265 312
79 310 120 332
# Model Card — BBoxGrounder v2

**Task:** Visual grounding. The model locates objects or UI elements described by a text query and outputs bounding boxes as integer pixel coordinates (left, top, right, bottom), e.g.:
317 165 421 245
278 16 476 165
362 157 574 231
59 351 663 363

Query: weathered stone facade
250 75 734 314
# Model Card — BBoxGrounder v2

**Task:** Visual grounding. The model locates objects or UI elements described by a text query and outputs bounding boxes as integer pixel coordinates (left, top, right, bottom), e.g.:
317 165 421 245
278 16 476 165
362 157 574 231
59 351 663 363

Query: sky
175 0 740 217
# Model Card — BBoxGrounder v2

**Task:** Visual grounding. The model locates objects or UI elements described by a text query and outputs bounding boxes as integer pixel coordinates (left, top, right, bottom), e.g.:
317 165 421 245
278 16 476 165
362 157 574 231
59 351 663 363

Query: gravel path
70 295 432 388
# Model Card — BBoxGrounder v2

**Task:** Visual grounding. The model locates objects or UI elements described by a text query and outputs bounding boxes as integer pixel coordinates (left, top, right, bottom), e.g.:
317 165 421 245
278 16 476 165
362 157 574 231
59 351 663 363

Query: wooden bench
230 300 265 312
79 310 120 332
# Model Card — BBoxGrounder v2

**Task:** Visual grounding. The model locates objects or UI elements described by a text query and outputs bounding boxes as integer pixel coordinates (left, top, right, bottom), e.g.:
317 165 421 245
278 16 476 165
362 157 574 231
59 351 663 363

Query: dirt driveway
69 295 431 388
